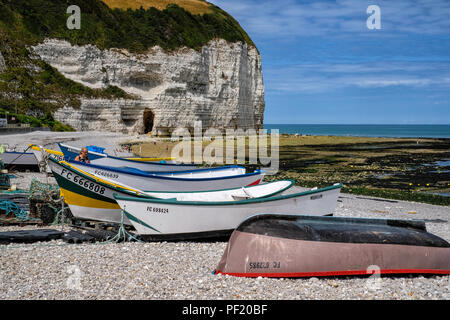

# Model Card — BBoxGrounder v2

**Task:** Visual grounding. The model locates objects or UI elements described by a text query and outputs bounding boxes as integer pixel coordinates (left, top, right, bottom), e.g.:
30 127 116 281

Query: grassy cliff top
0 0 255 125
0 0 254 52
101 0 213 14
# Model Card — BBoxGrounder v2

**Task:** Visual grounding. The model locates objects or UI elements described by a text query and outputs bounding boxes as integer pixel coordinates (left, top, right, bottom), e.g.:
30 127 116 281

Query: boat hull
64 160 264 191
58 143 197 171
48 158 283 225
214 214 450 277
49 160 133 224
65 203 125 225
113 185 341 238
0 152 37 166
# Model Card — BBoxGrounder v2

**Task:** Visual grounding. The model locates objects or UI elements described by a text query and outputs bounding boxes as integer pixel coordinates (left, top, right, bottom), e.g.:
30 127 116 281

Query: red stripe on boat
213 268 450 278
246 179 261 186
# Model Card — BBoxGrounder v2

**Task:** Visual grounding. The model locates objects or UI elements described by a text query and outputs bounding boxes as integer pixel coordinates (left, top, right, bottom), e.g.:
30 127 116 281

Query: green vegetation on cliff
1 0 253 52
0 0 254 130
0 28 132 114
0 107 75 131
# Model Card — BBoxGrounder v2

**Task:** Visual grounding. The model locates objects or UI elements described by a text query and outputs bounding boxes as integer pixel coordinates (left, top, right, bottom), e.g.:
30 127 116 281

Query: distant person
74 147 90 163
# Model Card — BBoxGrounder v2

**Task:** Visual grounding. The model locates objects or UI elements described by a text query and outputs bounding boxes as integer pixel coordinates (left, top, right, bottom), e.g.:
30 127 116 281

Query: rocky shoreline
0 131 448 300
0 189 448 300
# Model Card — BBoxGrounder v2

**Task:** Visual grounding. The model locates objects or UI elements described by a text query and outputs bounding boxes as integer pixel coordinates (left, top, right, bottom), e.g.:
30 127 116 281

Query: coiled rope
0 199 38 222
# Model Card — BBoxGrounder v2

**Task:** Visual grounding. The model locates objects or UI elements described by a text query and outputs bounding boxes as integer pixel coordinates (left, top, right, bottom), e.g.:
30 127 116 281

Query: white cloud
210 0 450 38
355 78 432 88
264 61 450 93
210 1 450 96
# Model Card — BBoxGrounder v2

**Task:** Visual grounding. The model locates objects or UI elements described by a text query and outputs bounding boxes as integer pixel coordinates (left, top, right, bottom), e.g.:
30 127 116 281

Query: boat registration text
60 168 106 195
146 206 169 214
94 169 119 179
249 261 281 269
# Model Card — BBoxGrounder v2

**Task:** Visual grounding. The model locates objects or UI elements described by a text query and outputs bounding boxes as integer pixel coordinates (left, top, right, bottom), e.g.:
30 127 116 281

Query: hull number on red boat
249 261 280 269
146 206 169 214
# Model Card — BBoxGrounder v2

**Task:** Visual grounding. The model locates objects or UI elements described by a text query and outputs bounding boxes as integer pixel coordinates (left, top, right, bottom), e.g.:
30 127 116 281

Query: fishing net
28 178 72 225
0 199 37 222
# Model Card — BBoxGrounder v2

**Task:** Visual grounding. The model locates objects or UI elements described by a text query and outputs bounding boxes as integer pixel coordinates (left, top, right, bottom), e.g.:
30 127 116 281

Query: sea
263 124 450 139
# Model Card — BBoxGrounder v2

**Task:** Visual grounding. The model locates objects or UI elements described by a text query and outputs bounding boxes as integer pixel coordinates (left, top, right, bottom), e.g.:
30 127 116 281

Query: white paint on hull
115 187 341 235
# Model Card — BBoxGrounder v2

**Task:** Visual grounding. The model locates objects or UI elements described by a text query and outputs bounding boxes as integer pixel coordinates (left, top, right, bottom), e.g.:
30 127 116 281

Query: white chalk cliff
32 38 265 135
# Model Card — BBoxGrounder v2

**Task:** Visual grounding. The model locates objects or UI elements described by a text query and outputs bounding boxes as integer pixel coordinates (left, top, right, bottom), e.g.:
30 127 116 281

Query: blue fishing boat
58 142 198 172
60 158 265 191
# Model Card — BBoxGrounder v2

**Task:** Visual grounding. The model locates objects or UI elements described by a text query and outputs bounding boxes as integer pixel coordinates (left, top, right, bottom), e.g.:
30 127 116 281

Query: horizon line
263 123 450 125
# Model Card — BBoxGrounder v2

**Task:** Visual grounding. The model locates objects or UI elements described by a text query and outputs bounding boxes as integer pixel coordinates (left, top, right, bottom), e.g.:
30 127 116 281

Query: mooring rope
6 145 32 172
101 209 142 243
0 199 38 222
49 197 72 226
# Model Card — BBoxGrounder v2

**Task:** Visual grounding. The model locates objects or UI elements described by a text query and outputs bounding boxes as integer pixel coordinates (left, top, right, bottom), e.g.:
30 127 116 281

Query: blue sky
210 0 450 124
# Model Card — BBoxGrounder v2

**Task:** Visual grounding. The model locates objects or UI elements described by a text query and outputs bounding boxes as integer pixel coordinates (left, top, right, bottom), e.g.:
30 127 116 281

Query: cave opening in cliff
143 109 155 134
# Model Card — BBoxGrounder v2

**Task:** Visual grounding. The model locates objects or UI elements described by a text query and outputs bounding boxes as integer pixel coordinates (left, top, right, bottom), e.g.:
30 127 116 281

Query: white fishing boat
63 159 264 191
113 183 342 239
58 142 197 172
48 157 292 225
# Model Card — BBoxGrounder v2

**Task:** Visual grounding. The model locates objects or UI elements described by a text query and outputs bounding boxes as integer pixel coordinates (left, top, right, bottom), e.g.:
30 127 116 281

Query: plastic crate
86 145 106 154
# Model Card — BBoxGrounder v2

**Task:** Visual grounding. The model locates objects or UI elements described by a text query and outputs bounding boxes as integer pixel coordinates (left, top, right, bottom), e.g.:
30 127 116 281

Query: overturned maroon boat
214 214 450 278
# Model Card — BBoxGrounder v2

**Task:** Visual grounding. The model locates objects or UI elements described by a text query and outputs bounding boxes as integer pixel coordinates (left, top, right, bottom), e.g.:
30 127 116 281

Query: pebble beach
0 131 449 300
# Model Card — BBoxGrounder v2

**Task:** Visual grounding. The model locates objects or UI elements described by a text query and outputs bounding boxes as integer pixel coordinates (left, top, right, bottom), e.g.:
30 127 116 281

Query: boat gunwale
214 268 450 278
236 213 428 231
29 144 64 156
58 142 106 157
63 158 263 181
33 144 169 162
49 157 289 199
112 183 343 206
65 158 247 176
58 142 197 167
